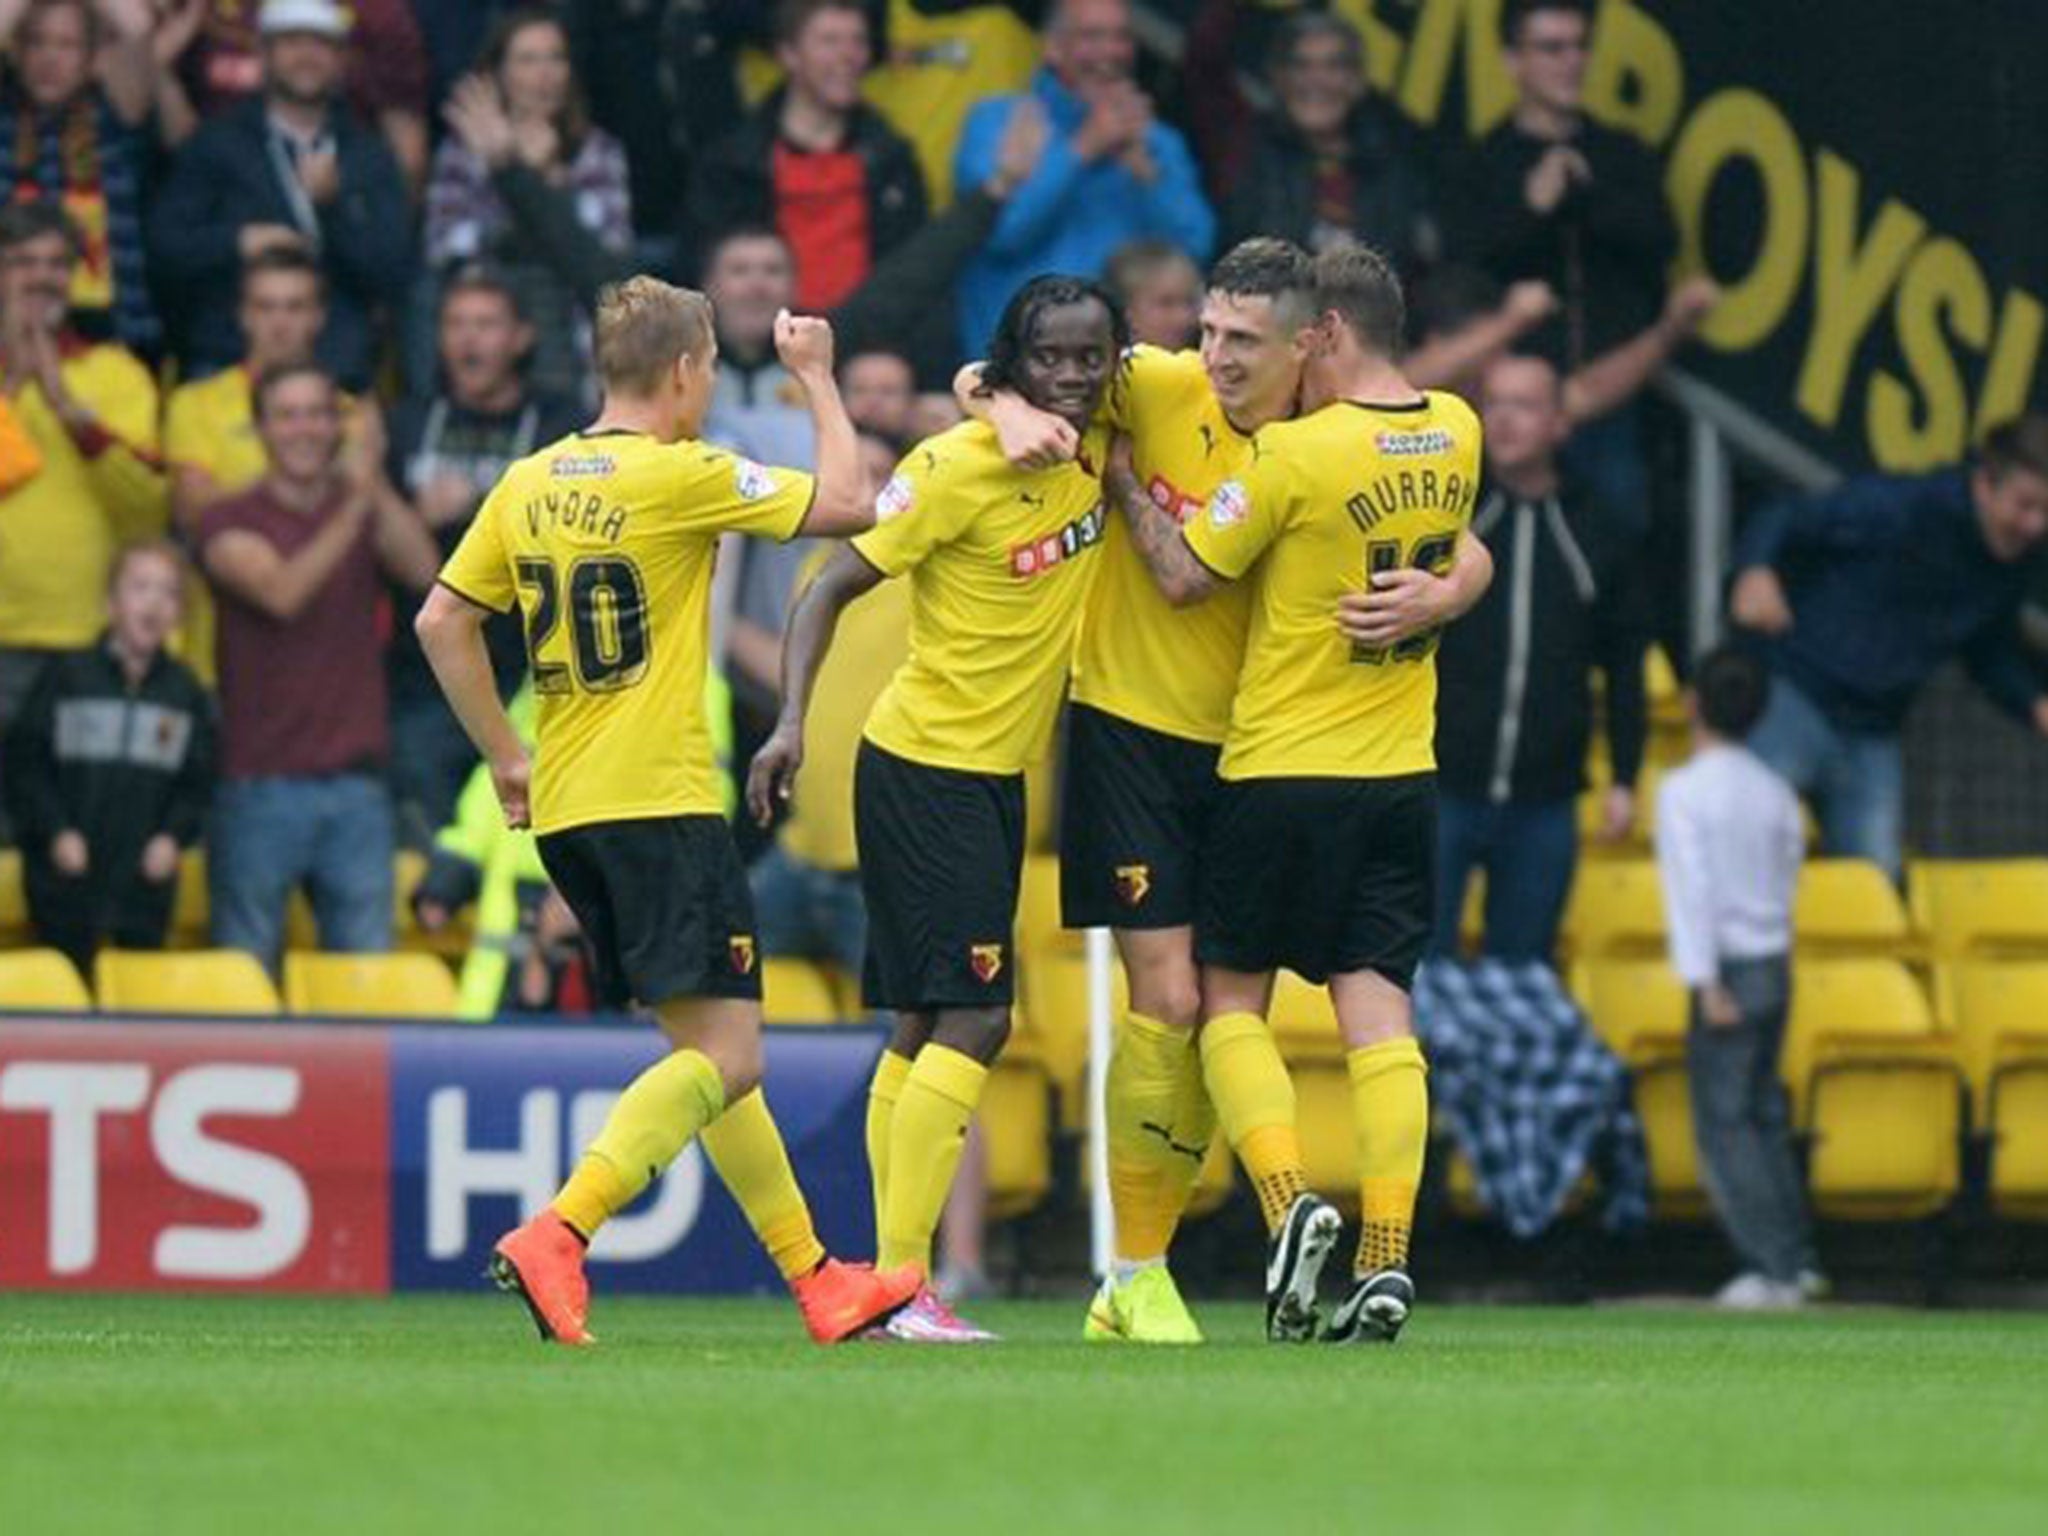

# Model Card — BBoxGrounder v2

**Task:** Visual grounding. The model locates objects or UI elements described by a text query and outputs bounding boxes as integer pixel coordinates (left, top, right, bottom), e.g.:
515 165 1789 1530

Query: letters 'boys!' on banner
0 1019 881 1294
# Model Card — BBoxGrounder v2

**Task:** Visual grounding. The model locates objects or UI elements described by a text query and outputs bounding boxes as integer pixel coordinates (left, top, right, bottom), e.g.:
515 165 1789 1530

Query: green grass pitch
3 1295 2045 1535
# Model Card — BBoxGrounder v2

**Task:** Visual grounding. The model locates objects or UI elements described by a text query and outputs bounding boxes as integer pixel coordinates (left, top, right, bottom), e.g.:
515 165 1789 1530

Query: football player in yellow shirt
961 239 1490 1344
1114 243 1483 1344
748 275 1126 1341
415 277 921 1348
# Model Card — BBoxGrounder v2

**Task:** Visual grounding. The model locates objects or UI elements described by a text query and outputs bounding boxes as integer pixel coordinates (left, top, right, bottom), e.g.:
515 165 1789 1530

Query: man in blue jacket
1729 416 2048 879
952 0 1213 356
148 0 412 391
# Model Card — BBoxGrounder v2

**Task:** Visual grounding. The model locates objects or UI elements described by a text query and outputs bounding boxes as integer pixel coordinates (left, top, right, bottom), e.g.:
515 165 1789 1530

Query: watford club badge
969 943 1005 984
1114 864 1152 907
729 935 757 975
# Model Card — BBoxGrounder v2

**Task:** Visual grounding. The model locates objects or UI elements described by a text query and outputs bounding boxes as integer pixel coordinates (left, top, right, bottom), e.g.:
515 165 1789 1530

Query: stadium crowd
2 0 2045 1309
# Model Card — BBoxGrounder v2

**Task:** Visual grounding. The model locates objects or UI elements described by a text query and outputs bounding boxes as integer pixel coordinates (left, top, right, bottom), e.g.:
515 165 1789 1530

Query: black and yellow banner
1325 0 2047 473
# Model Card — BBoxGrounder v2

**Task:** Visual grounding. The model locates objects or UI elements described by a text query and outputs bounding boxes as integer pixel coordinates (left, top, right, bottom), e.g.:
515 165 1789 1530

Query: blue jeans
389 687 481 842
1435 794 1579 963
750 843 867 978
211 775 395 973
1746 674 1903 880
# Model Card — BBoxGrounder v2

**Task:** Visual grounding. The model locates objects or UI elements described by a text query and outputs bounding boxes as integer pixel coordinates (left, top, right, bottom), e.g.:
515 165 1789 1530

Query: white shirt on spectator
1654 742 1804 987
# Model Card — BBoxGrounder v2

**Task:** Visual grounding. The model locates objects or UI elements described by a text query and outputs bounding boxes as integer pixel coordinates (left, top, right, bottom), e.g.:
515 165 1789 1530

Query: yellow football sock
552 1047 725 1239
1348 1036 1428 1275
1107 1011 1194 1263
865 1049 912 1243
1200 1011 1306 1235
699 1088 828 1281
1156 1031 1219 1243
878 1044 987 1277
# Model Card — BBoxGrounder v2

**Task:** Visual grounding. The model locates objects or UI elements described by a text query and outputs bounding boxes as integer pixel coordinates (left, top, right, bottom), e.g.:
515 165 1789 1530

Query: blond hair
594 276 715 396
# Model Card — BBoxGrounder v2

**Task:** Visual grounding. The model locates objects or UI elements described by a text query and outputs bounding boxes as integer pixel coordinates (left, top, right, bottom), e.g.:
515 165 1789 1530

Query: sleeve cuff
435 576 512 616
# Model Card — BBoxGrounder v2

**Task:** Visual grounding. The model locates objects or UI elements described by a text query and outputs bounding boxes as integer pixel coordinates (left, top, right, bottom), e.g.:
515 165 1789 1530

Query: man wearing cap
150 0 411 391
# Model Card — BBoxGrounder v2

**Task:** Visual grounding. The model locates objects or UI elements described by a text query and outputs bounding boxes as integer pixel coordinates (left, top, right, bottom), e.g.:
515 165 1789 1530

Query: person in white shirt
1655 645 1820 1310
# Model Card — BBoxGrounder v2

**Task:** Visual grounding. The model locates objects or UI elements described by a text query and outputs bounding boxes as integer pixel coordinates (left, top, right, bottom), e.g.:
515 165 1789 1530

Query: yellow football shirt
163 367 269 492
854 419 1107 776
780 549 912 872
1073 344 1257 744
865 2 1039 207
1185 393 1482 781
438 431 815 835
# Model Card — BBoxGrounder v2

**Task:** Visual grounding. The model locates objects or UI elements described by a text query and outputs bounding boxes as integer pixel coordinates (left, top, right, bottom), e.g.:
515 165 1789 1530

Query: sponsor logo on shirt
734 458 778 501
1375 429 1455 457
1207 479 1249 529
1009 502 1105 577
551 453 615 479
876 472 914 521
1148 475 1200 525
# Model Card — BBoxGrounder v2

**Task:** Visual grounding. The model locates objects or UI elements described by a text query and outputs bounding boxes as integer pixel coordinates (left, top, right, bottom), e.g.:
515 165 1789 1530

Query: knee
700 1033 763 1103
933 1006 1010 1065
1129 968 1201 1032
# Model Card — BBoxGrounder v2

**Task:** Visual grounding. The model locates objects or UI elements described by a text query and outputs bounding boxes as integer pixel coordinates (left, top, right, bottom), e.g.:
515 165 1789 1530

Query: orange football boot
490 1211 595 1346
791 1258 923 1344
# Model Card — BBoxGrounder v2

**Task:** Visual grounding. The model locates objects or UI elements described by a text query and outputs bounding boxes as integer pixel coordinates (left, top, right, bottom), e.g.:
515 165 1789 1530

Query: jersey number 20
515 556 650 693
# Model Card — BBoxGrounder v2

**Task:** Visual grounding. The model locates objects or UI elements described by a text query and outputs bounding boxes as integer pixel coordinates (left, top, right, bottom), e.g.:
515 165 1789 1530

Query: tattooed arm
1102 434 1225 608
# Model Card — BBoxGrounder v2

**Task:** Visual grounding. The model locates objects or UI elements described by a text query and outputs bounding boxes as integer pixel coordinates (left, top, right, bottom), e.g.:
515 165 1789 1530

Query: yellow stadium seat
1943 962 2048 1218
283 951 460 1018
980 1041 1053 1221
1017 852 1079 964
168 849 210 949
1789 960 1961 1220
95 949 281 1015
1795 859 1911 956
1574 958 1688 1062
1017 950 1123 1120
761 957 844 1025
0 847 29 947
1909 859 2048 960
0 948 91 1011
1571 959 1702 1215
1561 860 1666 959
1269 969 1342 1062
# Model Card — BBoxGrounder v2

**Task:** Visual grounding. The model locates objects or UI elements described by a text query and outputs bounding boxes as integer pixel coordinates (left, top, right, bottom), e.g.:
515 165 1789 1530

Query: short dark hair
439 261 526 321
1978 415 2048 485
1208 237 1317 329
1694 645 1770 740
774 0 865 47
0 198 80 257
252 359 337 419
1313 241 1406 356
1501 0 1591 46
1270 11 1363 77
982 274 1129 395
239 244 326 300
